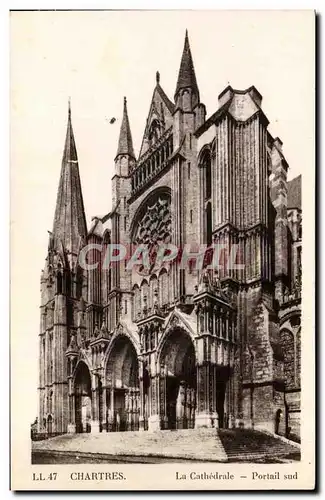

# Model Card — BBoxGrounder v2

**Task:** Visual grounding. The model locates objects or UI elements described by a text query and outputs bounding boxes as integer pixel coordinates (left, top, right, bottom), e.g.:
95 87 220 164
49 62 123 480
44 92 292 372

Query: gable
138 84 174 159
228 92 259 122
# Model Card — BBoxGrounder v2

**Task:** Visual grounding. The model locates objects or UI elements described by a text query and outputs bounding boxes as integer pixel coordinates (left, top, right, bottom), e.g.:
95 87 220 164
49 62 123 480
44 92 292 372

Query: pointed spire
175 30 199 99
63 98 78 163
116 97 135 160
52 102 87 255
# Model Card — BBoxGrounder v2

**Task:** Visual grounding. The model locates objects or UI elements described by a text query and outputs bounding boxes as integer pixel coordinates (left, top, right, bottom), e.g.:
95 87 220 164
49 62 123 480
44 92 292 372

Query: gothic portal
38 31 302 439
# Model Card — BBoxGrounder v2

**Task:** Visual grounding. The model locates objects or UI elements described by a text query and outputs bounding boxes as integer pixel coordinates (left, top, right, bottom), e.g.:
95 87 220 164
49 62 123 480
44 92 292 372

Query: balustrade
131 132 173 195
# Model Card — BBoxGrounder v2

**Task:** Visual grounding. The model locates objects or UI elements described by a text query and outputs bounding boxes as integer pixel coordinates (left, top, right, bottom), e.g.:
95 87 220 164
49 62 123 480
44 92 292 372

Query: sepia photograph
10 9 315 490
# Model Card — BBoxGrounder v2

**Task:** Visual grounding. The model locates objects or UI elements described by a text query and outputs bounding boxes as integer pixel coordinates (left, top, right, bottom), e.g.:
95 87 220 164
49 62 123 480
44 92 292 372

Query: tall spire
175 30 199 100
116 97 135 160
52 102 87 255
62 98 78 163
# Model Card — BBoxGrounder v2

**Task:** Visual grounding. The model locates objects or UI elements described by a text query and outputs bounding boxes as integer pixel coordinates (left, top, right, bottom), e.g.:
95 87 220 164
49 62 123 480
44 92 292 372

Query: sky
10 10 314 420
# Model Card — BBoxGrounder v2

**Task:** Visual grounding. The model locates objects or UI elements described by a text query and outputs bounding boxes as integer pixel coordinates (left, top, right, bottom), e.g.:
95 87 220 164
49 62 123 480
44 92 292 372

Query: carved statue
67 334 78 354
93 322 100 338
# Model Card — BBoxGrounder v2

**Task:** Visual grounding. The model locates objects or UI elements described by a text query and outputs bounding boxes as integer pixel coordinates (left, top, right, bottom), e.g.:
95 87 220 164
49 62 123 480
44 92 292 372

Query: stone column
158 370 168 430
125 390 131 431
227 358 236 428
195 336 218 428
176 382 185 429
101 386 107 432
148 367 161 431
139 380 145 431
67 392 76 433
107 387 114 432
91 374 100 433
234 348 243 428
138 356 146 431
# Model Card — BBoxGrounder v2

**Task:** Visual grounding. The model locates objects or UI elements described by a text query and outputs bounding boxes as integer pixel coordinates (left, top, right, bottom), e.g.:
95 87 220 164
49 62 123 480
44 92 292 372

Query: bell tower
110 97 135 329
38 102 87 435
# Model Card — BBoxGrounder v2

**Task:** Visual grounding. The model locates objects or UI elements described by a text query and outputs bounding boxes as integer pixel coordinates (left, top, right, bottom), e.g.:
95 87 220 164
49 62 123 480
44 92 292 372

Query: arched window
182 88 191 111
47 415 52 434
56 271 62 294
200 148 213 245
76 268 83 299
149 275 158 311
204 153 212 200
159 269 169 306
108 268 112 292
148 119 160 146
64 269 71 295
267 152 272 174
49 391 53 414
131 190 171 249
206 202 212 246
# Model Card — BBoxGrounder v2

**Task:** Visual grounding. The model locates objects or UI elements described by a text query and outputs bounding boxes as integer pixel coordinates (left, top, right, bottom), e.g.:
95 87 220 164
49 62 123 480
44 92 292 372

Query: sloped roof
156 82 174 114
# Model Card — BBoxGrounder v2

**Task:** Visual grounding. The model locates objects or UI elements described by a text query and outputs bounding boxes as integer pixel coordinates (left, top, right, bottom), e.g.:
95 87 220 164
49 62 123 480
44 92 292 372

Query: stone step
218 429 300 460
33 428 228 462
32 428 300 463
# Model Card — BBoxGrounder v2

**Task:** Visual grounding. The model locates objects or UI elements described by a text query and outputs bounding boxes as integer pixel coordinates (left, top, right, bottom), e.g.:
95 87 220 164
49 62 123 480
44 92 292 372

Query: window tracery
133 196 171 248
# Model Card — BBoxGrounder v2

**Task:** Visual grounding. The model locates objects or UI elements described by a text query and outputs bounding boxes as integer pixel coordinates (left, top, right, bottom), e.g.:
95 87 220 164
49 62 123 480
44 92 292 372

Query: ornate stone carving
170 314 180 329
66 334 78 356
134 197 171 248
93 323 100 338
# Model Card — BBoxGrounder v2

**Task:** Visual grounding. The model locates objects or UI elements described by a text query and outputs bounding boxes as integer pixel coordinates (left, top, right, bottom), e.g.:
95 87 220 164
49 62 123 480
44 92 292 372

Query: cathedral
37 32 302 440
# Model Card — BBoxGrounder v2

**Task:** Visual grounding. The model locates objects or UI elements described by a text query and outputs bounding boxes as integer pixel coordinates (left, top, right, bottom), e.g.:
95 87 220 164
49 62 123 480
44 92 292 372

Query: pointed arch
157 318 197 430
140 278 149 314
105 333 139 389
73 360 92 433
158 267 169 306
157 310 197 361
129 187 172 242
103 330 140 432
132 284 141 322
149 273 158 311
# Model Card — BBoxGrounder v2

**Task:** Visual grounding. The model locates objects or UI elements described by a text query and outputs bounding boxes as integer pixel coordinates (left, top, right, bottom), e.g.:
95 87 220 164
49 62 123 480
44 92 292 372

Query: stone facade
37 32 302 439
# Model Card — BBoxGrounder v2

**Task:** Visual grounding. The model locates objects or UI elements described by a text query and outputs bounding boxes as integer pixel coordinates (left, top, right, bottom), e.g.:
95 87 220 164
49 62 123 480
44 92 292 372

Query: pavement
32 428 300 464
32 428 227 462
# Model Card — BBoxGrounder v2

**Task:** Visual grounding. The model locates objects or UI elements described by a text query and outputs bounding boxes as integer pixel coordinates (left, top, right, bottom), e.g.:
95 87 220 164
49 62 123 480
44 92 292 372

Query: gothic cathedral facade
38 32 302 439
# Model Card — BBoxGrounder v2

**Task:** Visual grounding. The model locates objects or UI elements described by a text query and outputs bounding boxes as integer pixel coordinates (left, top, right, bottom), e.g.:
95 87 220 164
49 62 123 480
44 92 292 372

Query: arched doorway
74 362 92 433
159 328 196 430
47 415 53 435
105 335 139 432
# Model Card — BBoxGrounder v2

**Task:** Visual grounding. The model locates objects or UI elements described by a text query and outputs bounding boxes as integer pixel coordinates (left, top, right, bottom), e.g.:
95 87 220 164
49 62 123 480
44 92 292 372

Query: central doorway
160 328 196 430
105 335 140 432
